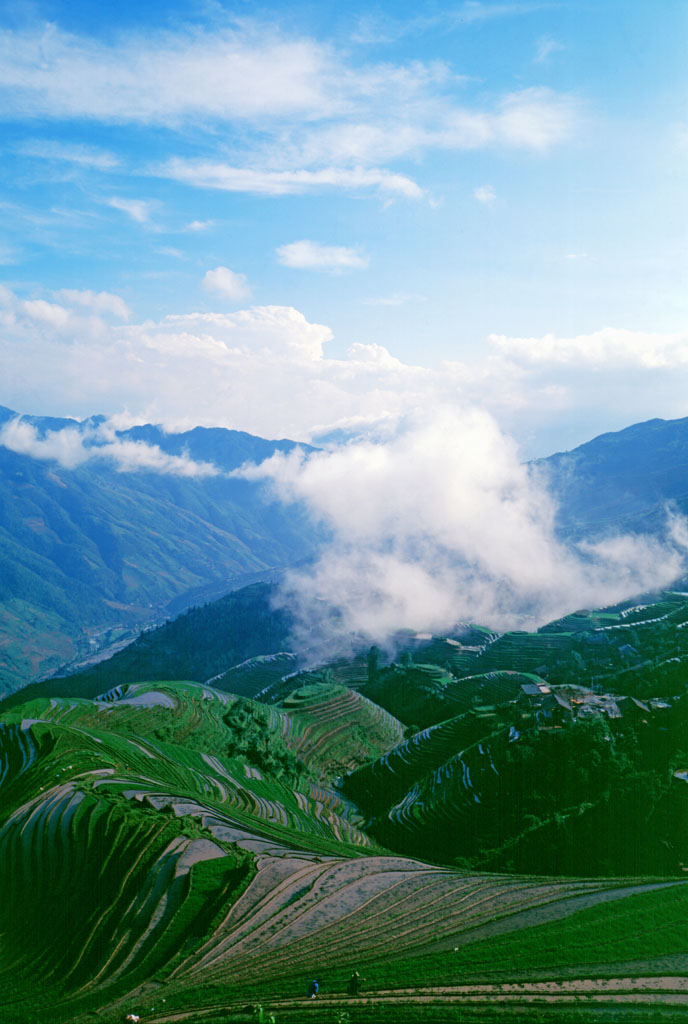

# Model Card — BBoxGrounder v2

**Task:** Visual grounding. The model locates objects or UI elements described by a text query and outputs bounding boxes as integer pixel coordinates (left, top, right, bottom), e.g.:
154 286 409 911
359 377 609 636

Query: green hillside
0 408 317 695
3 678 687 1024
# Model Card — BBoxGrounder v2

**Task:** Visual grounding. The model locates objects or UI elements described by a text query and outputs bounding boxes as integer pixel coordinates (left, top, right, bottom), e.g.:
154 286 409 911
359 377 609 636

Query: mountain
0 407 318 696
541 414 688 537
4 407 688 699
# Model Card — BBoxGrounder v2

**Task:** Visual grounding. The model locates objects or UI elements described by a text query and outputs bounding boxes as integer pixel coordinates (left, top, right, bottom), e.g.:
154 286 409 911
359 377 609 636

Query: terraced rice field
2 680 687 1024
280 684 404 778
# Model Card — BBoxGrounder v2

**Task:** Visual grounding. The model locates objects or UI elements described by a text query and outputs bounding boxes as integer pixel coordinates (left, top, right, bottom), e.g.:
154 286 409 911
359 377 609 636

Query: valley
2 413 688 1022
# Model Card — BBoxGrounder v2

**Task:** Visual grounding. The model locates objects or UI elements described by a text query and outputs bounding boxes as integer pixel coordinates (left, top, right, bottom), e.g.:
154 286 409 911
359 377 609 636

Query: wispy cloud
0 25 335 124
276 240 369 271
107 196 153 223
534 35 564 63
0 243 20 265
353 2 550 44
0 21 578 210
452 2 552 25
18 139 120 169
157 160 424 199
203 266 252 301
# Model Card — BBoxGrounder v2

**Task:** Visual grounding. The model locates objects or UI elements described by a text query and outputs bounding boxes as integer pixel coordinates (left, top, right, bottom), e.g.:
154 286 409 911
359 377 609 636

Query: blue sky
1 0 687 456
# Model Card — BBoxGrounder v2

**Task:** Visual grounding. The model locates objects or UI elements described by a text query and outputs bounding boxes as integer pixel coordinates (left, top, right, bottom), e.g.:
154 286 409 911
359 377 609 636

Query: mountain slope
541 414 688 537
3 679 683 1024
0 407 317 695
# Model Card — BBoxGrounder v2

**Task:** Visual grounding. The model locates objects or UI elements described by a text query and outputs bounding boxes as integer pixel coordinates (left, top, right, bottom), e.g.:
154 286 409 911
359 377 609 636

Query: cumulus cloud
0 418 220 477
236 408 688 651
3 283 688 456
52 289 131 320
203 266 251 302
0 286 131 340
276 240 369 271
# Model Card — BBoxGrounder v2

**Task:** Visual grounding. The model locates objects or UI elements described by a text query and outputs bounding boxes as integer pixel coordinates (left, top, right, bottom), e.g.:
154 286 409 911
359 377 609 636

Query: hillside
0 582 292 710
0 407 317 695
3 678 687 1024
541 414 688 538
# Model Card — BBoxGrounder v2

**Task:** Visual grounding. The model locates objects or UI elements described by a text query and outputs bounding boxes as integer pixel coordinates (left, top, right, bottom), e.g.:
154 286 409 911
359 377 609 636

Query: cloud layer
237 408 688 651
3 284 688 455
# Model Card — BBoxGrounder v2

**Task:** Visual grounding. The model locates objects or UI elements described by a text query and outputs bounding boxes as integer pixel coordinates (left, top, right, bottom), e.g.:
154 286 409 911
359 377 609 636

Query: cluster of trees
223 698 307 786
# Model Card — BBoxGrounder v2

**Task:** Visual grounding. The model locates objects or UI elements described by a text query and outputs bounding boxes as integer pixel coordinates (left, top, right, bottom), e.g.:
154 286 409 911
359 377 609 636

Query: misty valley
2 410 688 1023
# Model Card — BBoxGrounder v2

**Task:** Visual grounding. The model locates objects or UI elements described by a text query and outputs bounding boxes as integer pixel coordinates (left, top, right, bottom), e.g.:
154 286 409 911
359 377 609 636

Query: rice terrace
2 580 688 1023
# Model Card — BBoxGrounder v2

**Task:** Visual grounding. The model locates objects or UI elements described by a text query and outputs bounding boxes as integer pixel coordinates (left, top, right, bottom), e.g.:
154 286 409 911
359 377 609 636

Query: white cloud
474 184 496 204
202 266 252 302
276 240 369 271
236 408 687 649
107 197 153 223
489 327 688 369
0 26 335 124
18 139 120 169
158 160 423 199
53 289 131 320
0 22 577 211
0 418 220 476
495 87 575 151
157 246 185 260
5 283 688 459
185 219 214 232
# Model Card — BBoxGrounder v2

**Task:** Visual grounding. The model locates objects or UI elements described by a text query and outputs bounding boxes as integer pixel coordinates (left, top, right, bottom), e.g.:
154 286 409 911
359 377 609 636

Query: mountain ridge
0 406 318 695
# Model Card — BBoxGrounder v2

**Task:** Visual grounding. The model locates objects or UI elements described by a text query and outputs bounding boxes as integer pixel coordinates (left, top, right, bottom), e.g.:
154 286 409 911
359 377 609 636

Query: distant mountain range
0 406 317 695
3 407 688 698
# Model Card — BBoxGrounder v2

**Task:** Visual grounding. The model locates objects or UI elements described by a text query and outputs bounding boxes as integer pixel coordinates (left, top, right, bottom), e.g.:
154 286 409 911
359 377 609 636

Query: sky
1 0 687 457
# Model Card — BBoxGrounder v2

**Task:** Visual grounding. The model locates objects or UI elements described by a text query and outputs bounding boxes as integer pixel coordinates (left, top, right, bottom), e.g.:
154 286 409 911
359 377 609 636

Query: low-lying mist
238 407 688 655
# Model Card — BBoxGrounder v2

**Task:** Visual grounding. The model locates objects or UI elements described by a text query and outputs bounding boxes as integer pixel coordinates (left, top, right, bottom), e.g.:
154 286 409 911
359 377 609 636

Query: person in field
347 971 365 996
